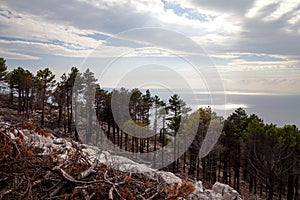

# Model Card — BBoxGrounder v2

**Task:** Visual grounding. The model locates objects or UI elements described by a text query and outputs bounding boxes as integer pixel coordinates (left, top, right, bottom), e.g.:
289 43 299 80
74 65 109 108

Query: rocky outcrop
0 121 242 199
189 181 242 200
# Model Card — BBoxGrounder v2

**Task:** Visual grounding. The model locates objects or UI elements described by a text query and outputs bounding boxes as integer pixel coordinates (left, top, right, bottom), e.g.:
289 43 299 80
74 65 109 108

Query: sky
0 0 300 125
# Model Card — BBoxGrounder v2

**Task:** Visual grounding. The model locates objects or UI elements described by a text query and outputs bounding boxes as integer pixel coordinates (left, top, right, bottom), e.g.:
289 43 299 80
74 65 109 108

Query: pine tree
0 58 7 78
166 94 191 172
222 108 248 192
82 68 97 144
35 68 56 126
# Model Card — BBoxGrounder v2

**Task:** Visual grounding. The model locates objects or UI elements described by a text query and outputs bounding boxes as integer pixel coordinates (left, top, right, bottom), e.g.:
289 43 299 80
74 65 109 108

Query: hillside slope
0 120 241 199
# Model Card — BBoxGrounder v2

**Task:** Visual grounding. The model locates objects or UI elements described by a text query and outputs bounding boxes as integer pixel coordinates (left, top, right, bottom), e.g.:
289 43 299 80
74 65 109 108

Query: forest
0 57 299 200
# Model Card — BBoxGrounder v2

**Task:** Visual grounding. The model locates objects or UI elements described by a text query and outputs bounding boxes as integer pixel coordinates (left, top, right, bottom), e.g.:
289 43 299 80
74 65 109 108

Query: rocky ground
0 119 243 199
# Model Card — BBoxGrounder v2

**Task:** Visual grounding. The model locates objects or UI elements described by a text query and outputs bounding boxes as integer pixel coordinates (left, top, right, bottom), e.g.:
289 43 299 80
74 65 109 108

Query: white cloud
245 0 300 22
225 60 299 71
265 0 300 21
0 49 40 60
0 0 300 95
0 6 104 48
0 0 245 58
246 1 277 18
288 10 300 25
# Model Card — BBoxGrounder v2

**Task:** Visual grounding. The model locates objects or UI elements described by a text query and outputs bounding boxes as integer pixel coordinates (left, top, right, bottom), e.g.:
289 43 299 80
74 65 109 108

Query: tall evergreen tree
35 68 56 126
66 67 80 134
187 107 212 175
0 57 7 78
9 67 33 116
82 68 97 144
222 108 248 192
152 95 165 150
166 94 191 172
53 73 67 127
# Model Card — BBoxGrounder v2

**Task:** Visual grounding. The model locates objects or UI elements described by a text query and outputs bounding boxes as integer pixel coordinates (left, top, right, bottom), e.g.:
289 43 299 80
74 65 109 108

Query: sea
108 88 300 128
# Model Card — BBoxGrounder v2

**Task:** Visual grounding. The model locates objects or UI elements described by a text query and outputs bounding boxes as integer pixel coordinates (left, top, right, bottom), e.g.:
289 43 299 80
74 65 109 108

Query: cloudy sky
1 0 300 96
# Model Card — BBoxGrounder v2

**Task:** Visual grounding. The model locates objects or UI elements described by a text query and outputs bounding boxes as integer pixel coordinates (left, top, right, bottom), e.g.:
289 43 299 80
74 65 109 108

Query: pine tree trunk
295 175 298 200
107 123 111 139
117 126 120 146
18 89 21 114
86 98 92 144
173 135 176 172
254 178 257 194
113 123 116 144
260 182 263 196
279 172 283 200
74 93 79 141
58 104 63 127
189 154 195 175
228 161 232 186
41 88 46 126
67 91 70 133
125 133 128 151
69 92 73 133
147 138 149 153
162 128 165 168
236 146 240 192
21 90 25 113
249 175 253 193
135 137 138 158
183 152 186 173
196 156 200 179
154 107 157 155
25 90 30 119
132 136 135 153
223 151 228 184
120 130 123 149
268 174 275 200
10 87 13 104
287 173 294 200
213 154 217 183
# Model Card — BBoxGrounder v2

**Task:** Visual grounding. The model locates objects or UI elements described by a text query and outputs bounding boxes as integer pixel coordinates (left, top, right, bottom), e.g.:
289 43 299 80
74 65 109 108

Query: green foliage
81 68 98 143
152 95 166 130
279 125 299 148
0 57 7 78
166 94 191 135
36 68 56 86
9 67 34 97
10 67 31 89
156 134 171 145
222 108 250 146
243 118 299 199
35 68 56 125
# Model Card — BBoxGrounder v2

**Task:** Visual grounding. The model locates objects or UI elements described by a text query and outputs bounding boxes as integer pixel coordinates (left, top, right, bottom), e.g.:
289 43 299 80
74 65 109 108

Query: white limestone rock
156 171 182 186
212 182 241 200
189 181 241 200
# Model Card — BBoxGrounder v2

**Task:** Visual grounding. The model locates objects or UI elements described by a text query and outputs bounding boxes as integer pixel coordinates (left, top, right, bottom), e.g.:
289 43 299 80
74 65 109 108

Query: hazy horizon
102 87 300 127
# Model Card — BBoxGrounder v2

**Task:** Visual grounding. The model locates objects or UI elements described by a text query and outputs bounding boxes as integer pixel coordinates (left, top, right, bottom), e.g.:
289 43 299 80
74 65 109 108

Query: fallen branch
109 187 114 200
78 159 98 179
81 189 95 200
0 130 20 157
49 181 66 197
147 192 159 200
0 188 13 199
104 171 125 200
52 165 87 184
